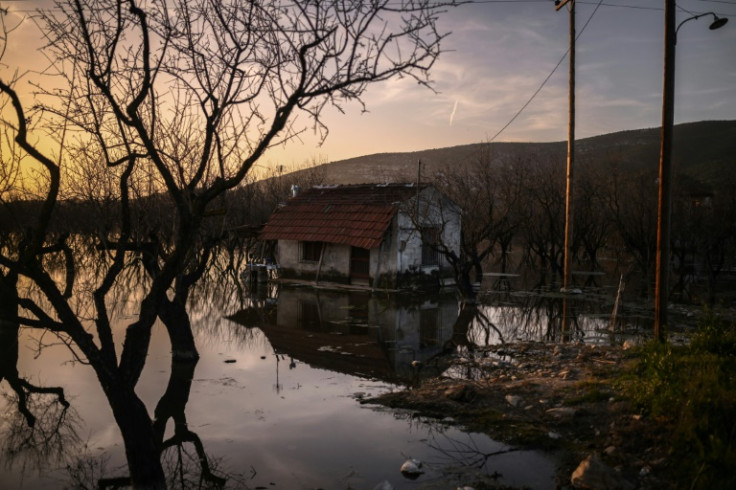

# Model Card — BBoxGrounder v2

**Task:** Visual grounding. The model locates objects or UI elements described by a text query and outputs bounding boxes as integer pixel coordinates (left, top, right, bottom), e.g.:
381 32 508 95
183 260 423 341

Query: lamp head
709 15 728 30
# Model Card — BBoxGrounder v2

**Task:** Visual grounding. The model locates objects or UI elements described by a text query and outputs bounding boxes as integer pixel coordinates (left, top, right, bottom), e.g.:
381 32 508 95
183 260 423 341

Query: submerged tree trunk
451 302 478 347
159 298 199 362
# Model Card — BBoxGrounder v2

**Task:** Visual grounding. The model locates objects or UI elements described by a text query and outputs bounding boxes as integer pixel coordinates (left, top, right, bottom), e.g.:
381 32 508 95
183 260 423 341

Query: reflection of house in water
228 287 461 383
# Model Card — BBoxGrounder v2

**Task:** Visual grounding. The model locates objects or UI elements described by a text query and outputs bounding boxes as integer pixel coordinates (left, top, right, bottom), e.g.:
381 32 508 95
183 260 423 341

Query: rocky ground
364 342 677 489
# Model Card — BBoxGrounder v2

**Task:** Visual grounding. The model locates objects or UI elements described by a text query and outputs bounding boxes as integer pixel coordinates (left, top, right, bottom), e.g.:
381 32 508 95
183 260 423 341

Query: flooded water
3 272 623 489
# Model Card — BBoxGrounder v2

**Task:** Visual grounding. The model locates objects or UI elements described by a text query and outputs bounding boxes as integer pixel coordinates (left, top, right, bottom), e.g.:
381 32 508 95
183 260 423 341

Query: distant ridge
294 120 736 187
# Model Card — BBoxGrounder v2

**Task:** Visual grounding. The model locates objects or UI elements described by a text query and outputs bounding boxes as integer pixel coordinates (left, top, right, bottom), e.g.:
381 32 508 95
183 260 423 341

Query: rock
400 458 423 478
622 339 637 350
571 454 634 490
505 395 523 407
445 384 477 403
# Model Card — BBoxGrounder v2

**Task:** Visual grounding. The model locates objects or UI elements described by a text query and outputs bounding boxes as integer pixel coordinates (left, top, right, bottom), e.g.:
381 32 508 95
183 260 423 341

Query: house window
300 241 323 262
421 226 441 266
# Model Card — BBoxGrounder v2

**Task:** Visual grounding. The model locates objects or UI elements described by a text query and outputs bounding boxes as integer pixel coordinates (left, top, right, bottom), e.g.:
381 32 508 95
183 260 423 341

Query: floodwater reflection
228 287 463 384
1 268 563 489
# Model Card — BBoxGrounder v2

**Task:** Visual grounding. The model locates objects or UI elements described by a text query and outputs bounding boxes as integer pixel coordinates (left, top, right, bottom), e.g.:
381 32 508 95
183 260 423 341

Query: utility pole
654 0 676 342
556 0 575 338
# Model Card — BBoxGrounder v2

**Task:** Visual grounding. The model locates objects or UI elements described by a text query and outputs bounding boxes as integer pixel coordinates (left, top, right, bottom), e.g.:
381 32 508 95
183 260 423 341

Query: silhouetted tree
607 167 659 298
520 156 566 285
1 1 461 486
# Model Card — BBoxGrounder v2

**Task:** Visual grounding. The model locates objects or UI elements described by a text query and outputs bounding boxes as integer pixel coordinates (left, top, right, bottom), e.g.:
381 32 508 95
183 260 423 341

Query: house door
350 247 370 284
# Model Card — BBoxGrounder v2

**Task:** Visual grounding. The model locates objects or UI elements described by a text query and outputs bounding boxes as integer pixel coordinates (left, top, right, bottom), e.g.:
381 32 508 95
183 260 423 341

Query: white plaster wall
277 240 301 270
277 239 352 277
371 223 398 278
322 243 351 277
394 187 462 275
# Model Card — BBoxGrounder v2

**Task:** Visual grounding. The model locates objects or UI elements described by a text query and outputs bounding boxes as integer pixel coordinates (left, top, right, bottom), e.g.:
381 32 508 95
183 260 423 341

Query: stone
546 407 577 418
622 339 637 350
571 454 634 490
445 384 477 403
505 394 523 407
400 458 423 478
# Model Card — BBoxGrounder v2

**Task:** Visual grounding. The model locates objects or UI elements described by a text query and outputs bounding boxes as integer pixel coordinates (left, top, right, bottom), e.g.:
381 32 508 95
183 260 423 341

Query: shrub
620 312 736 488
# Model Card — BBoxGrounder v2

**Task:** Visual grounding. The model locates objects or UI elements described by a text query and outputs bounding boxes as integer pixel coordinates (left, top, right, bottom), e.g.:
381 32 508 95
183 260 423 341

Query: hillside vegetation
287 120 736 188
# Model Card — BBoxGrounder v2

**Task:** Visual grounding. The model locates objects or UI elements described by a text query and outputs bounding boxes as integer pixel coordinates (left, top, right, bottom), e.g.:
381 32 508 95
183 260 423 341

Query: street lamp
676 13 728 42
654 3 728 341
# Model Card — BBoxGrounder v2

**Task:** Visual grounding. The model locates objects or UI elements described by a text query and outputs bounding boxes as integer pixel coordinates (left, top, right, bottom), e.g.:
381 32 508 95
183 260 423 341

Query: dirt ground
364 342 677 489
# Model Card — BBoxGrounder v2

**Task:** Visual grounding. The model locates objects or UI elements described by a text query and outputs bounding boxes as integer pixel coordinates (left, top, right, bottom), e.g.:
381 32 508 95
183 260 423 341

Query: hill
288 120 736 187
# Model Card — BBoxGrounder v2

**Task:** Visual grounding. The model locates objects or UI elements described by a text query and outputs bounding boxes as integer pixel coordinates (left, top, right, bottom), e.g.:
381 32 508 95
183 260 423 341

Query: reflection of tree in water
186 245 277 349
3 260 237 488
464 291 615 346
0 378 81 475
0 271 81 474
424 428 518 472
384 415 524 488
442 291 623 379
153 359 228 489
66 357 238 490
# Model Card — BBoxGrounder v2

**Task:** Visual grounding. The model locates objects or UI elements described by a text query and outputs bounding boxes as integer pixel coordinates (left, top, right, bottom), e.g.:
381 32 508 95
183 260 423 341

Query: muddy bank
363 342 676 489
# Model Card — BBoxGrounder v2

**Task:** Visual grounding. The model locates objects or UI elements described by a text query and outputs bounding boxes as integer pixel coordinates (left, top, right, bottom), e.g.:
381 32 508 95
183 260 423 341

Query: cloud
449 99 459 126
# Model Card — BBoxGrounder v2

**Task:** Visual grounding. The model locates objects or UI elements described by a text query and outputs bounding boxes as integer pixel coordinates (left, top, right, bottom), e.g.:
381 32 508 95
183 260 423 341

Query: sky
2 0 736 171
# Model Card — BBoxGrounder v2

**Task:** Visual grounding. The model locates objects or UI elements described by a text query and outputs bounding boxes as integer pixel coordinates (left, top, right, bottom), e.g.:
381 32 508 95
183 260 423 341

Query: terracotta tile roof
260 184 426 249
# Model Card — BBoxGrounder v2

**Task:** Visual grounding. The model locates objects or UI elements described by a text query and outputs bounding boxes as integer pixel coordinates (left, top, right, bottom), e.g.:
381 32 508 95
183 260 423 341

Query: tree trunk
451 302 478 347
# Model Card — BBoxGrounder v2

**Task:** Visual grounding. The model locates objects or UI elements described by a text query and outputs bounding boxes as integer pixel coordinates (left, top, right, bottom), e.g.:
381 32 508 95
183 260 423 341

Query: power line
488 0 608 142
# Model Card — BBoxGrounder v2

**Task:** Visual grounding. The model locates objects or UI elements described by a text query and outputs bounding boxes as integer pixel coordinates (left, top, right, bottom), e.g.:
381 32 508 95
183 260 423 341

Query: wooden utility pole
557 0 575 338
655 0 676 342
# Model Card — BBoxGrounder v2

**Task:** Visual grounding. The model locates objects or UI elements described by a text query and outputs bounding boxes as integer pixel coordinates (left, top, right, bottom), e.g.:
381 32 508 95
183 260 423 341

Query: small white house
259 183 461 290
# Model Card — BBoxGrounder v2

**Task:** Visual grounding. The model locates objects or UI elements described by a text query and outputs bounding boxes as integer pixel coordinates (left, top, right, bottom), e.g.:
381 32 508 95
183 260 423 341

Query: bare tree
519 155 566 285
1 0 460 486
574 162 612 275
670 173 736 305
432 145 527 298
606 167 659 298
